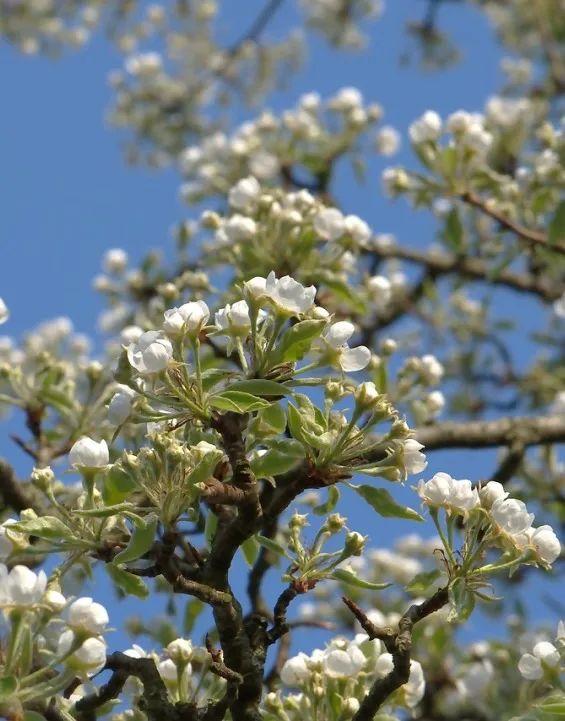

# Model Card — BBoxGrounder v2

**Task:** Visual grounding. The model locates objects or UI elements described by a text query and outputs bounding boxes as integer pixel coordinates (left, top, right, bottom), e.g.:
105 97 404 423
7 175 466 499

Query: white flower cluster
418 476 561 566
0 564 110 677
180 88 382 204
518 621 563 681
275 632 424 716
298 0 383 49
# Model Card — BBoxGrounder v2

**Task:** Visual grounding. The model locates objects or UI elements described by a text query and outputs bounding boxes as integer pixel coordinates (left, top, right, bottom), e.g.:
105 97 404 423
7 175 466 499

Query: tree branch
461 191 565 257
343 587 449 721
414 413 565 450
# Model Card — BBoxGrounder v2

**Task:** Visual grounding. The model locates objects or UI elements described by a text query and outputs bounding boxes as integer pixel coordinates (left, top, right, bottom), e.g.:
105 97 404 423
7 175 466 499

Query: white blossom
368 275 392 305
375 125 401 156
322 643 366 678
163 301 210 336
0 564 47 608
69 437 109 469
491 497 534 536
324 321 371 372
527 525 561 564
518 641 560 680
215 300 252 336
409 110 442 143
313 207 346 241
224 214 257 242
68 597 109 636
108 385 136 424
127 331 173 373
228 176 261 210
167 638 193 663
0 297 9 325
280 652 311 686
479 481 509 509
58 631 107 675
403 439 428 474
344 214 371 244
264 272 317 315
103 248 128 273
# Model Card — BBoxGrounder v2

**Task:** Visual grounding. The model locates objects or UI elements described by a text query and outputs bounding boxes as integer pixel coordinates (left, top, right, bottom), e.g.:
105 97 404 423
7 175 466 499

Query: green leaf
331 568 390 590
257 403 287 434
113 514 159 565
0 676 17 699
12 516 75 542
352 485 424 522
225 379 293 397
274 320 326 363
448 577 475 622
241 535 260 566
24 713 47 721
103 466 138 505
405 569 442 594
287 402 309 446
443 208 464 251
106 564 149 599
548 201 565 246
313 486 340 516
205 511 218 545
74 502 135 518
183 599 204 634
256 534 288 557
209 391 271 413
251 449 302 478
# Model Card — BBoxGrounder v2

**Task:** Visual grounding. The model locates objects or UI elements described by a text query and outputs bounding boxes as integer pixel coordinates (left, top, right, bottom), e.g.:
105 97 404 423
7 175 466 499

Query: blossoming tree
0 2 564 721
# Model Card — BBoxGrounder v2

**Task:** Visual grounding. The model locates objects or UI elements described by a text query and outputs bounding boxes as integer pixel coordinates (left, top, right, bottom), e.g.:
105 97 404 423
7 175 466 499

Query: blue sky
0 2 559 654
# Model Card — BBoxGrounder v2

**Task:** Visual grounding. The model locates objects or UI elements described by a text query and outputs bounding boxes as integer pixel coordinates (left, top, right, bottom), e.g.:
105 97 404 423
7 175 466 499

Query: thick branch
373 244 563 302
0 458 39 513
415 414 565 450
461 191 565 256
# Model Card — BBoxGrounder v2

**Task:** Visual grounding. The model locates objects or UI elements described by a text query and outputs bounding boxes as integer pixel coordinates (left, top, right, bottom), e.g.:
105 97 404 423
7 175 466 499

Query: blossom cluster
298 0 384 49
179 88 385 204
271 633 424 720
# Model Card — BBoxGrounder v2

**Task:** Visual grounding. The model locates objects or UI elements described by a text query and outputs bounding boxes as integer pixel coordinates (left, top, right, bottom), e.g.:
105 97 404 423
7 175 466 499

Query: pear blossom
58 630 107 675
280 652 311 686
120 325 144 344
324 321 371 372
491 497 534 536
44 589 67 612
0 297 8 324
224 214 257 242
69 437 109 469
215 300 252 336
103 248 128 273
409 110 442 143
228 176 261 210
426 390 445 414
167 638 193 663
264 272 316 315
479 481 509 509
108 385 136 424
375 126 401 156
127 331 173 373
158 658 179 683
527 525 561 564
518 641 560 680
418 472 453 506
0 564 47 607
402 439 428 475
344 214 371 244
313 207 346 241
322 643 366 678
420 354 444 384
163 300 210 335
68 597 109 635
368 275 392 305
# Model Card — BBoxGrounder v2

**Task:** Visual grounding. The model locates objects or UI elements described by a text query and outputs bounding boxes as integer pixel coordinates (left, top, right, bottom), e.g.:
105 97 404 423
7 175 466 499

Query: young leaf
225 379 293 397
241 535 260 566
209 390 271 413
256 534 288 557
274 320 326 363
106 564 150 599
113 514 159 565
103 466 138 505
12 516 75 542
405 569 442 594
313 486 340 516
352 485 424 522
331 568 391 590
0 676 17 700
